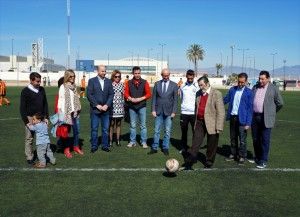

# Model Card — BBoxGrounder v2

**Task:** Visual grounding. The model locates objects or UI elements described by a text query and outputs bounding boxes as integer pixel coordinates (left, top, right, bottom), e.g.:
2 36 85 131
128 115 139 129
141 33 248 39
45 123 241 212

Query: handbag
56 124 70 139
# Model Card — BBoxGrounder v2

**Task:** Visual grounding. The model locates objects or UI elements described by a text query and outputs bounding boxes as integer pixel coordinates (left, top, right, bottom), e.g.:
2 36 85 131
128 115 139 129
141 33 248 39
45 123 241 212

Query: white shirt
180 82 199 114
98 76 105 91
161 80 170 93
231 87 245 115
58 85 75 114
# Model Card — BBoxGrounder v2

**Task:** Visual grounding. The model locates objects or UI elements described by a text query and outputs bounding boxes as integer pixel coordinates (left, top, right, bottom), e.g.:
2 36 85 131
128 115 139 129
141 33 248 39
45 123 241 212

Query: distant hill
171 65 300 79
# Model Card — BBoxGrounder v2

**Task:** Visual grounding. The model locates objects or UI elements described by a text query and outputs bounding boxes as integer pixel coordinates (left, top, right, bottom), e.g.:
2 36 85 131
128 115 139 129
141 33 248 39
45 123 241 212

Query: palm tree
186 44 205 77
216 63 223 77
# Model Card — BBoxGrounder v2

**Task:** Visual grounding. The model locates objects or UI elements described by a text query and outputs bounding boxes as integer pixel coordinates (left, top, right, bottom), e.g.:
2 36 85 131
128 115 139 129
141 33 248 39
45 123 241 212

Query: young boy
27 113 56 168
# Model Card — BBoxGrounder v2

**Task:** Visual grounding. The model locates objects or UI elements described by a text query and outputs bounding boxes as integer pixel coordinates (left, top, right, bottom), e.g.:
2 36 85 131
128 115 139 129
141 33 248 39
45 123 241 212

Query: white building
0 55 65 72
79 57 168 76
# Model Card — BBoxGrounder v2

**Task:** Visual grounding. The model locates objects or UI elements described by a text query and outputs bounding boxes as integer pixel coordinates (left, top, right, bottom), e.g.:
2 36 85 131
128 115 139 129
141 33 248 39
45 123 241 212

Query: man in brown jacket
184 76 225 169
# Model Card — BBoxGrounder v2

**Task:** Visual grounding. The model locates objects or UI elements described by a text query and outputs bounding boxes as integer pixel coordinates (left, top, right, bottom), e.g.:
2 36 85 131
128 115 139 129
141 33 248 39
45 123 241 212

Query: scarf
64 83 81 125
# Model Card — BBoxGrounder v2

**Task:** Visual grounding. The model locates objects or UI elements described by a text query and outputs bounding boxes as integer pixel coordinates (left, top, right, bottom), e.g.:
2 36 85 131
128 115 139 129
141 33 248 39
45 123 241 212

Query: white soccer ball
165 158 179 173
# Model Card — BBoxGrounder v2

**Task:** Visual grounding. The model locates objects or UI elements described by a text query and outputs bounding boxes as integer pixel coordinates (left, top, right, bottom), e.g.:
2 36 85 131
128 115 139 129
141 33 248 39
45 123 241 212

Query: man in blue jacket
223 73 253 164
87 65 114 153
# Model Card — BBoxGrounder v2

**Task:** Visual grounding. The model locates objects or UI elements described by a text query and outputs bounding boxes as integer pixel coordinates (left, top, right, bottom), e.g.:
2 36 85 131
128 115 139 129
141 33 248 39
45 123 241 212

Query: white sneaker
256 163 267 169
127 143 136 148
142 143 148 149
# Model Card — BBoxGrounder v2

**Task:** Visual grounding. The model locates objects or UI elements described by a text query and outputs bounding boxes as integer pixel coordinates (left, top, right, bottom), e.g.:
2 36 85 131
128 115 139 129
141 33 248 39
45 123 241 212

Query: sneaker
34 162 46 169
127 143 136 148
225 154 235 162
50 160 56 165
256 163 267 169
64 147 73 158
116 140 121 146
247 158 256 164
238 157 245 165
147 149 158 155
142 143 148 149
73 146 84 155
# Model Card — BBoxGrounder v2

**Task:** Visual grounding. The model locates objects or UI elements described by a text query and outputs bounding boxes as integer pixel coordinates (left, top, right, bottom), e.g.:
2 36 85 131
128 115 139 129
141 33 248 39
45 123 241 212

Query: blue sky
0 0 299 70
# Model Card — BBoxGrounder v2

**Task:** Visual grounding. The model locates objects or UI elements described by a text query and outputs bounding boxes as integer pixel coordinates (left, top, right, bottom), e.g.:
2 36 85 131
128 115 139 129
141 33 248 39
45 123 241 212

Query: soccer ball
165 158 179 173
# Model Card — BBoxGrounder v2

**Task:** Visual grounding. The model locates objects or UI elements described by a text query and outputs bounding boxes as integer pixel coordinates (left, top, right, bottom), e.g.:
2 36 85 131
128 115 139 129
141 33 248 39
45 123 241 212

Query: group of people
19 65 283 170
0 79 10 106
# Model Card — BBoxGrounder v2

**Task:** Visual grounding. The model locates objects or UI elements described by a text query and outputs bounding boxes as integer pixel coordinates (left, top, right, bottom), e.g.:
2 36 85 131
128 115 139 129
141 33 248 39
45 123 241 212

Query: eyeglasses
70 76 75 78
114 76 121 78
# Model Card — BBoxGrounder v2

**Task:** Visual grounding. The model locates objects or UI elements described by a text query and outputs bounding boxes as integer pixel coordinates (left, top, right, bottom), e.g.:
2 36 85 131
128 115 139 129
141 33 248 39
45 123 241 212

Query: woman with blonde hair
58 69 83 158
109 70 125 146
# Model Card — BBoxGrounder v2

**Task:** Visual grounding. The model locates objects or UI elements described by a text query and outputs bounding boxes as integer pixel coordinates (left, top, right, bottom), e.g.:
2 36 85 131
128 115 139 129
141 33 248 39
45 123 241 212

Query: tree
186 44 205 77
215 63 223 77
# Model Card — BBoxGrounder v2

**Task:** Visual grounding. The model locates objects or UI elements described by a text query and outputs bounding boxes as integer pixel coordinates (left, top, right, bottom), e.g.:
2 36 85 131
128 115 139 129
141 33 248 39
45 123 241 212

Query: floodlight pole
271 52 277 78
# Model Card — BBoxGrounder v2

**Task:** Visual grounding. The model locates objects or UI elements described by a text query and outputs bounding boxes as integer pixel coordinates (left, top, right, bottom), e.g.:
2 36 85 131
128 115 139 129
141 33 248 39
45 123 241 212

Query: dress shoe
204 161 213 169
147 149 157 155
163 149 169 156
27 159 34 165
101 147 111 152
90 147 98 153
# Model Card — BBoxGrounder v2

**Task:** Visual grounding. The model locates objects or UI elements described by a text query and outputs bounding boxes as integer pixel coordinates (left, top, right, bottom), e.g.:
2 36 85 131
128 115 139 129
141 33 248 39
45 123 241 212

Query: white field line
0 167 299 172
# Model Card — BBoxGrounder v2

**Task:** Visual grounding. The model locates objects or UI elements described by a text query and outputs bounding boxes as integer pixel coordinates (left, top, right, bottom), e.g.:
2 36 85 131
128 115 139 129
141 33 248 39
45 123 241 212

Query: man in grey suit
252 71 283 169
148 69 178 156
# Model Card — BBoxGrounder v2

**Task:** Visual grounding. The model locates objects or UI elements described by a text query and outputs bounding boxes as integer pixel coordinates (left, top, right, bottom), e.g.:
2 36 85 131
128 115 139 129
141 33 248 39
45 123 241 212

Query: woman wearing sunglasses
109 70 125 147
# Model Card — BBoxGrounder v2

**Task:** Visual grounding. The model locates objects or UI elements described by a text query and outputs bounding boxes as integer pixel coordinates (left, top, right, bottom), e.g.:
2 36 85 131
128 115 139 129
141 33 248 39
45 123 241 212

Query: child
27 113 56 168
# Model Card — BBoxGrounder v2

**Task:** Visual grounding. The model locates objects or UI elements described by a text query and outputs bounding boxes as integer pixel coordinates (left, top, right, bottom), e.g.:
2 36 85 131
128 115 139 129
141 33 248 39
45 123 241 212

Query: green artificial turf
0 87 299 217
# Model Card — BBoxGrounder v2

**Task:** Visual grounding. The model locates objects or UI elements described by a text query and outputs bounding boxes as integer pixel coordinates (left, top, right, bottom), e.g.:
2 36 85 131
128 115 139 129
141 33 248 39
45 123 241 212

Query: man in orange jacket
0 79 10 106
80 75 86 98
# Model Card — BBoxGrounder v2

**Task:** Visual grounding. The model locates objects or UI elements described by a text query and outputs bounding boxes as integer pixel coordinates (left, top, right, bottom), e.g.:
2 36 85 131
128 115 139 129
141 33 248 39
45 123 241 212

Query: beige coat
194 87 225 135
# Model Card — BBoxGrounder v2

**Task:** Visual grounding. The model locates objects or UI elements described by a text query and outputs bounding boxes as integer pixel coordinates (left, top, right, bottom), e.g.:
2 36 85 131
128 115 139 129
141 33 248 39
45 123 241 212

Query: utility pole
271 52 277 78
67 0 71 68
147 48 153 74
238 48 249 72
230 45 235 74
11 38 14 70
159 43 166 70
283 59 286 81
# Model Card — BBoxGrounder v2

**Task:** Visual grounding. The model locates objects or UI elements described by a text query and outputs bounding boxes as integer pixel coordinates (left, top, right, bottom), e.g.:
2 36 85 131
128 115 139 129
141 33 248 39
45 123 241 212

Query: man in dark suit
87 65 114 153
148 69 178 156
223 73 253 164
252 71 283 169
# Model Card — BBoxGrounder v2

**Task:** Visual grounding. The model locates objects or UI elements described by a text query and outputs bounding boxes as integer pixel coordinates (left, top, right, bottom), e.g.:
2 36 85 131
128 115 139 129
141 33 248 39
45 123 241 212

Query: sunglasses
114 76 121 78
69 76 75 78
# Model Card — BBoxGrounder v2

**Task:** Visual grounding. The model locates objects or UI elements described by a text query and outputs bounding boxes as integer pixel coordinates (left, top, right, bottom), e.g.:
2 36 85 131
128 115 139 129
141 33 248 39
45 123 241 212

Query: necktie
163 81 167 94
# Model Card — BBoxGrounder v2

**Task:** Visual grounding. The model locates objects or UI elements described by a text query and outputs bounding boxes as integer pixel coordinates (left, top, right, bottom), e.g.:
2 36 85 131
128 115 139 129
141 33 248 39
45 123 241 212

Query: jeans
230 115 247 158
72 117 80 147
37 143 56 165
251 113 272 163
129 107 147 144
90 112 110 149
152 114 173 150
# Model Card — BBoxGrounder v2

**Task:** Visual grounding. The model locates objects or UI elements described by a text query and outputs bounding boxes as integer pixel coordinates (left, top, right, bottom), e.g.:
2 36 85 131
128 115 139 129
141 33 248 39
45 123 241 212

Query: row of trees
186 44 223 77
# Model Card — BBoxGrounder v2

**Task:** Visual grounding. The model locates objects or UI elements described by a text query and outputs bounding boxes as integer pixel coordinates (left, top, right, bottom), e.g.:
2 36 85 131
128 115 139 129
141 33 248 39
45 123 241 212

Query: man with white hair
148 69 178 156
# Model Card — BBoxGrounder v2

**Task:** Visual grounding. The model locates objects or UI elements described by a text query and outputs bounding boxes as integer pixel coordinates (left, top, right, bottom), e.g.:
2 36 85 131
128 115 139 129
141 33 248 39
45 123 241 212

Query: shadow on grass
162 171 177 178
217 144 254 159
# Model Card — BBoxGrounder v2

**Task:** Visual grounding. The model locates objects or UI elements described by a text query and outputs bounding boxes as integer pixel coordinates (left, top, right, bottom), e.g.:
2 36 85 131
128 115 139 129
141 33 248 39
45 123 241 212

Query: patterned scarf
64 83 81 125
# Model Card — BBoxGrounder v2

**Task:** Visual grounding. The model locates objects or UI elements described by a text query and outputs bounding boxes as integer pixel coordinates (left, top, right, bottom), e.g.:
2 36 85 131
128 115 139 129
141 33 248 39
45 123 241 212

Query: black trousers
185 119 219 166
180 114 195 150
229 115 247 158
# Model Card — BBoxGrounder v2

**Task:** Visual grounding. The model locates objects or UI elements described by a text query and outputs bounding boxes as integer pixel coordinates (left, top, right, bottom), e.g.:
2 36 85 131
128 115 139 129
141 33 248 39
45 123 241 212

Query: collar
28 84 39 93
204 86 211 95
98 76 105 81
